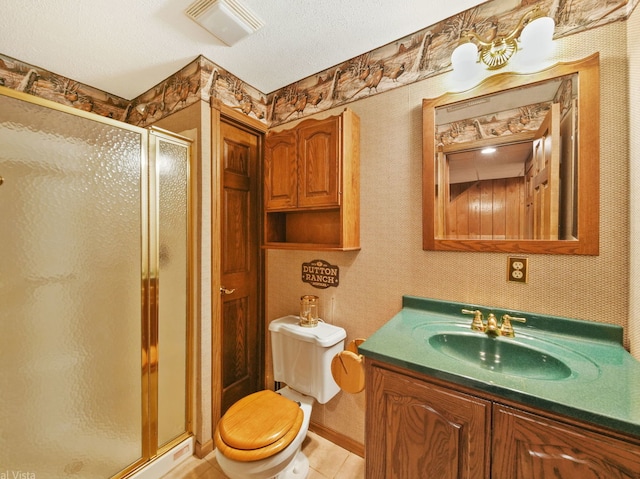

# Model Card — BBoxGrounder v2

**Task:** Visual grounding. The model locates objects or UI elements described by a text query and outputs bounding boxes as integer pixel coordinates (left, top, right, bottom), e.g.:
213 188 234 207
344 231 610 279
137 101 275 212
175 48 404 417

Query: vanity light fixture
451 6 555 73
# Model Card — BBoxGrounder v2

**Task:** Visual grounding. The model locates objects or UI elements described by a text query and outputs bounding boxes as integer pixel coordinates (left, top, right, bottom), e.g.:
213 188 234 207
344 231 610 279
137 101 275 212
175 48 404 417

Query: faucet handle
462 309 485 332
500 314 527 337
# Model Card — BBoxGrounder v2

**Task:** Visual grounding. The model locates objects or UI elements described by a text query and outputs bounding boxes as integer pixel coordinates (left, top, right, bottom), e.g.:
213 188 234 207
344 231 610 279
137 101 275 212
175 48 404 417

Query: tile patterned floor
160 431 365 479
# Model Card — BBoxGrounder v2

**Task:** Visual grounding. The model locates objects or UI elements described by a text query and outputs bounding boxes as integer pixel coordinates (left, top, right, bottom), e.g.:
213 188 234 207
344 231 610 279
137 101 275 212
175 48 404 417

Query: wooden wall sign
302 259 339 289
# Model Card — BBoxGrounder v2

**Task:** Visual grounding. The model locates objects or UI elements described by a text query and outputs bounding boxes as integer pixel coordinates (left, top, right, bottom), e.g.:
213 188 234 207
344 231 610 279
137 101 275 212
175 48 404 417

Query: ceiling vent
186 0 264 46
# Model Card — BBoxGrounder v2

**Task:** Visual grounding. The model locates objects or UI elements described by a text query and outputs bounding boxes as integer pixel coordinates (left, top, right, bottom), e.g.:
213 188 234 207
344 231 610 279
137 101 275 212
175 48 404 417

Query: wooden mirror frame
422 53 600 255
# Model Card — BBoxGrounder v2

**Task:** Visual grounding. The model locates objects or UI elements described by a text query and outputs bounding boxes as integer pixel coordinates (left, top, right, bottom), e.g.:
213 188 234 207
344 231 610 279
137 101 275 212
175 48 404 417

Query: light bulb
451 42 478 73
520 16 555 61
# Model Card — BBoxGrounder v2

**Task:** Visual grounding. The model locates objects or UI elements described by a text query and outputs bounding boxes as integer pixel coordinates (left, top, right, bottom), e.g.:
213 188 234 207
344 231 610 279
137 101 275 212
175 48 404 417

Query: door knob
220 287 236 295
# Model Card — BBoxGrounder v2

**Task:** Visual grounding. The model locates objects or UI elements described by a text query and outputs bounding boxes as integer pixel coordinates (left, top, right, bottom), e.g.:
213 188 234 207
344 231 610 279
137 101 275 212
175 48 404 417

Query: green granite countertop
359 296 640 438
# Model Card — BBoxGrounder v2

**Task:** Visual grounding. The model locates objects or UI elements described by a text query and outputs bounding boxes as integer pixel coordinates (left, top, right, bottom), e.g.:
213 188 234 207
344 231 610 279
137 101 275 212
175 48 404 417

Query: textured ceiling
0 0 487 99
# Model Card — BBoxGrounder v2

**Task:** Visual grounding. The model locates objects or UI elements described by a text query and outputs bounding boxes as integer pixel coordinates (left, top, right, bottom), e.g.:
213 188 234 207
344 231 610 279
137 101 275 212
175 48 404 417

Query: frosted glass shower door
0 93 145 477
152 130 190 450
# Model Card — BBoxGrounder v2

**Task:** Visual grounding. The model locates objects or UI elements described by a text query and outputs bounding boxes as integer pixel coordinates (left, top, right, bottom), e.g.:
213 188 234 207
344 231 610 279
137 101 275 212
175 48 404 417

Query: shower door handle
220 286 236 295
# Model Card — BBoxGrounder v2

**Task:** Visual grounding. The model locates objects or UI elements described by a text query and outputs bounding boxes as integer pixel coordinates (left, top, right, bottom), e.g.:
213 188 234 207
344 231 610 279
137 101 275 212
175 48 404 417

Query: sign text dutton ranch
301 259 339 289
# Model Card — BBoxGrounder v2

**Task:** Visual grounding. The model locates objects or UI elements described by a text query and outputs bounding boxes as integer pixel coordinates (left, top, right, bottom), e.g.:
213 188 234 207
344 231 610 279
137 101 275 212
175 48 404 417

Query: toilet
214 315 346 479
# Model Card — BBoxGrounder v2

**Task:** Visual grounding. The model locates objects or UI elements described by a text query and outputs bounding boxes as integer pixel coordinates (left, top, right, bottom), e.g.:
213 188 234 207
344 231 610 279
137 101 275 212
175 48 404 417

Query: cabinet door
297 115 340 207
264 129 297 209
366 364 491 479
493 405 640 479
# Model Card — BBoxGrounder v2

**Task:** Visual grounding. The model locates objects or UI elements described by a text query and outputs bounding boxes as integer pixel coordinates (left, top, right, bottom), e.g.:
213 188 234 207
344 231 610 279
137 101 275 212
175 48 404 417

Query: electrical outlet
507 257 528 283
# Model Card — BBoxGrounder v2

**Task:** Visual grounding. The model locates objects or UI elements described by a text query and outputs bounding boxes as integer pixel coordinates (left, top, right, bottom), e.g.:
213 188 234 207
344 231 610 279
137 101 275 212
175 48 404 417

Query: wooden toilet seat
214 390 303 462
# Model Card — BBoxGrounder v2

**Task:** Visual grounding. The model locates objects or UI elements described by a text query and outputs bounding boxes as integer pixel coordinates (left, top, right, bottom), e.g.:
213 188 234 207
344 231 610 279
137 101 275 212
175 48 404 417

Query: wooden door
264 129 297 210
492 405 640 479
525 103 560 240
436 149 448 238
366 362 491 479
219 119 261 415
297 115 341 208
559 98 578 239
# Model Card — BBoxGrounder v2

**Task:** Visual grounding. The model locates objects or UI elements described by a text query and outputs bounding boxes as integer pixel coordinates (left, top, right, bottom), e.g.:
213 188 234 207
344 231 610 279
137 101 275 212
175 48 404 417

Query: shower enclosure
0 87 191 478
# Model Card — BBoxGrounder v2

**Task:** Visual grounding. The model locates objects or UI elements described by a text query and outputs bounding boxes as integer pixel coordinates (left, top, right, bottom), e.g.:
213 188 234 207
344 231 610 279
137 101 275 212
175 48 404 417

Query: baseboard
309 421 365 458
195 438 214 458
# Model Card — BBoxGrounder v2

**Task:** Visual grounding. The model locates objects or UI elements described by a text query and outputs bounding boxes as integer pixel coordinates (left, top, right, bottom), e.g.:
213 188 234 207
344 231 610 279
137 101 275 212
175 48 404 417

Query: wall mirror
422 54 600 255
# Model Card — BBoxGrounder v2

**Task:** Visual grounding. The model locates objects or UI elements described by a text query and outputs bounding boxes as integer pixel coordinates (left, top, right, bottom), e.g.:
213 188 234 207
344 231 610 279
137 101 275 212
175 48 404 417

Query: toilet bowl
214 315 346 479
214 387 312 479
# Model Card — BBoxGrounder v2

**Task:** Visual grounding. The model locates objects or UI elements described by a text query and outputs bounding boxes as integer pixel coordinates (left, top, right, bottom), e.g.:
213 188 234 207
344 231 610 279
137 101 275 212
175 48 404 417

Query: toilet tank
269 315 346 404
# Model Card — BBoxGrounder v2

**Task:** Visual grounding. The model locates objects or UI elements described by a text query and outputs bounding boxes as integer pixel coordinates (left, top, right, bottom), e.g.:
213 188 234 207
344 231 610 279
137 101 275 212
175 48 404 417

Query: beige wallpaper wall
266 21 632 446
629 6 640 359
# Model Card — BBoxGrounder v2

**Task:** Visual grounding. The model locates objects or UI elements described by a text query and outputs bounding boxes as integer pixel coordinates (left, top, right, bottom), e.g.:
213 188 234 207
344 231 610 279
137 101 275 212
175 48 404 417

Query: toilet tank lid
269 315 346 347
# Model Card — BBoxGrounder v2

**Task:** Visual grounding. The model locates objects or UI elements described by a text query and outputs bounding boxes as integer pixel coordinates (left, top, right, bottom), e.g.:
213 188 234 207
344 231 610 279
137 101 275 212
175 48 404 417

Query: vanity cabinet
366 362 491 479
366 360 640 479
263 108 360 250
492 405 640 479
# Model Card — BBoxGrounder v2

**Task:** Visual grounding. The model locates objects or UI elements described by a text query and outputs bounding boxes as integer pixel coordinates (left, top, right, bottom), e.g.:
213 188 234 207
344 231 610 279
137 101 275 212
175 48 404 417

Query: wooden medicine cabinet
422 54 600 255
264 108 360 251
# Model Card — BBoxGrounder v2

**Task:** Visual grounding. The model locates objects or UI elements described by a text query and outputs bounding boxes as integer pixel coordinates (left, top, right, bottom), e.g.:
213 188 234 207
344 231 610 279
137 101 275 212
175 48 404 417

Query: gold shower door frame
145 126 194 464
0 87 192 479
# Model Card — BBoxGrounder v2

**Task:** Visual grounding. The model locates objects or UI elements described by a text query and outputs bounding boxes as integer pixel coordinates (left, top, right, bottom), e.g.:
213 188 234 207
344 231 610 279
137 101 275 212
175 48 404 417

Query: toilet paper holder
331 338 366 394
346 338 365 357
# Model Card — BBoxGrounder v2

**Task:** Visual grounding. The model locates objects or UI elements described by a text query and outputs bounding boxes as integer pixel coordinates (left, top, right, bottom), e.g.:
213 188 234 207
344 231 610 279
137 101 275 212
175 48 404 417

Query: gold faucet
461 309 527 337
462 309 486 332
499 314 527 337
486 313 500 336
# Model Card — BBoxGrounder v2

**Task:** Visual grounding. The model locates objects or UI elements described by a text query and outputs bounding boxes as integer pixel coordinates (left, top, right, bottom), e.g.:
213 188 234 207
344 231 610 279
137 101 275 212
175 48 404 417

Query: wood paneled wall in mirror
422 54 599 255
